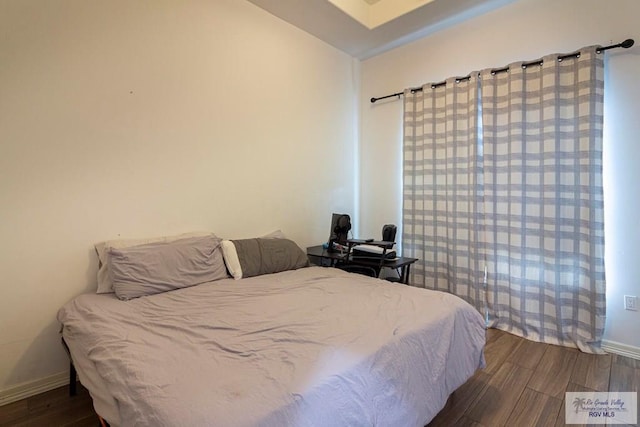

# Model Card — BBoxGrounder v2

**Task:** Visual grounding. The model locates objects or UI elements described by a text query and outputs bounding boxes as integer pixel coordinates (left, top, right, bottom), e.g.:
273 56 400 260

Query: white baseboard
602 339 640 360
0 371 68 407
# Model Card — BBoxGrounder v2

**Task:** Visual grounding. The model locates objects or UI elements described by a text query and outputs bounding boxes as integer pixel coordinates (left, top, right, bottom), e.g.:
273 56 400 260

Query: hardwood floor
0 382 96 427
428 329 639 427
1 329 638 426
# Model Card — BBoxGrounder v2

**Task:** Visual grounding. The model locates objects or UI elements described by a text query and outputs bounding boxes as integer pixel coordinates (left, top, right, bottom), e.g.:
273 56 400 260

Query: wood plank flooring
0 382 96 427
428 329 639 427
1 329 638 426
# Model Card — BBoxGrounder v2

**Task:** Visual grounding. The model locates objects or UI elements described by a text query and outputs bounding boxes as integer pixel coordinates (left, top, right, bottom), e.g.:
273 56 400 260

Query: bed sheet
58 266 485 426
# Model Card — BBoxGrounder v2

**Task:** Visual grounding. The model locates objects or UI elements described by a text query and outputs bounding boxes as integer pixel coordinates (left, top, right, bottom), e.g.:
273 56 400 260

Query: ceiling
246 0 516 59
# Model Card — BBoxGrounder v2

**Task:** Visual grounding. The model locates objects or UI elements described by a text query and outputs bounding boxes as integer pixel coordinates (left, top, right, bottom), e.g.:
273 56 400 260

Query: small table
306 245 418 285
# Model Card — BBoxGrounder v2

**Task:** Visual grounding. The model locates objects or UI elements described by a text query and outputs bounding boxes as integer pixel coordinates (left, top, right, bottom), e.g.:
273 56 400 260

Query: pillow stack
95 232 227 300
94 230 309 299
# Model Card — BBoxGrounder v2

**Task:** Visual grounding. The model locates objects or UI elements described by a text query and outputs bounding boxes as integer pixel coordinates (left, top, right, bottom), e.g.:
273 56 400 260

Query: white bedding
58 266 485 426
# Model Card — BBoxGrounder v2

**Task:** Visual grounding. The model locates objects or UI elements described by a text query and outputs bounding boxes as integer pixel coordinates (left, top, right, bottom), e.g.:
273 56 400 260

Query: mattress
58 266 485 426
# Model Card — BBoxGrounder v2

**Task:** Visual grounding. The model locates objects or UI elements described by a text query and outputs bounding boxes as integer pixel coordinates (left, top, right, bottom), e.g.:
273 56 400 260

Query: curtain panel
480 46 605 352
402 45 606 352
402 76 485 310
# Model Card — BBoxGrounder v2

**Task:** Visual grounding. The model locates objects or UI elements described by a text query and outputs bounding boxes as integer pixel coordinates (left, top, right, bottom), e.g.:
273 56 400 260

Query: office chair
382 224 397 243
352 224 397 279
340 224 398 279
381 224 401 282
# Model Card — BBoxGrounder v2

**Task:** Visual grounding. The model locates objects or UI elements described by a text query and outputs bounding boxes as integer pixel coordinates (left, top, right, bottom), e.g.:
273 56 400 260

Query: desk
306 245 418 285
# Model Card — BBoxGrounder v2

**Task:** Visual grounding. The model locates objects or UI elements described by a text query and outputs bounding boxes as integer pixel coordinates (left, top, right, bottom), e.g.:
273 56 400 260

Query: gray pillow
231 238 309 278
109 235 228 300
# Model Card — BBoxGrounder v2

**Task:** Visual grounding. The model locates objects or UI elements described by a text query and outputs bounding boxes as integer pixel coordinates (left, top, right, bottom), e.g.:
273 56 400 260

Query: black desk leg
402 264 412 285
69 361 77 396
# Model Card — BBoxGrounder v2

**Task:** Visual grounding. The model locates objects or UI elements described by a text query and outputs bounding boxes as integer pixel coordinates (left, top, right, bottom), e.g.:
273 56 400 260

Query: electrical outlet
624 295 637 311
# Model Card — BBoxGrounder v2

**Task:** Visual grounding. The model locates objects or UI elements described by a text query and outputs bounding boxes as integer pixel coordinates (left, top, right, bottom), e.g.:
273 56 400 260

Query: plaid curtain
402 76 485 310
402 46 606 352
479 46 605 352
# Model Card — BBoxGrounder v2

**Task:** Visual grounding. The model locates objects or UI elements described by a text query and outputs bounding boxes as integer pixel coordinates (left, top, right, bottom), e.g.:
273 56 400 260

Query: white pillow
221 240 243 280
95 231 213 293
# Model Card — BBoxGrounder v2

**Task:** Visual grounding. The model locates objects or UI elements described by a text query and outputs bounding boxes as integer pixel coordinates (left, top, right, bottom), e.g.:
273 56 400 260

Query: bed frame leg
61 337 108 425
69 360 77 396
61 337 77 397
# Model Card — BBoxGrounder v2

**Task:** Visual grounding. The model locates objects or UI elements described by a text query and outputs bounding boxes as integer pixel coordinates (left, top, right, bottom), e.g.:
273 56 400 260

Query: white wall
0 0 358 392
360 0 640 351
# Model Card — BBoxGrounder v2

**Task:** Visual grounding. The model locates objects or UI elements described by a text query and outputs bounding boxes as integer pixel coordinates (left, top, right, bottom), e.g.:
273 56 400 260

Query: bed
57 233 486 426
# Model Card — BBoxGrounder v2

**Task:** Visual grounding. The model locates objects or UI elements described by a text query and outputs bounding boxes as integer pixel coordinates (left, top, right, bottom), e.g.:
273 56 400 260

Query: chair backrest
382 224 397 243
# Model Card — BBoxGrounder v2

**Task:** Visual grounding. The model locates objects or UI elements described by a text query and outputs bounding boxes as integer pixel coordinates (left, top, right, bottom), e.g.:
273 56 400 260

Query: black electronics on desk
328 213 351 252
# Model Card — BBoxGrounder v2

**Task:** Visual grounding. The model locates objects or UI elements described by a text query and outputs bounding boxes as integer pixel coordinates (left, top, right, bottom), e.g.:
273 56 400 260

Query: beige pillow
110 235 228 300
221 240 242 279
95 231 212 293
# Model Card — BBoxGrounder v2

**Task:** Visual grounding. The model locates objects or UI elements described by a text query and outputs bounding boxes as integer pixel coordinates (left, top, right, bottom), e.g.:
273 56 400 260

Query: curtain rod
370 38 634 104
